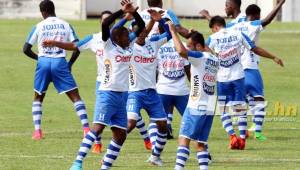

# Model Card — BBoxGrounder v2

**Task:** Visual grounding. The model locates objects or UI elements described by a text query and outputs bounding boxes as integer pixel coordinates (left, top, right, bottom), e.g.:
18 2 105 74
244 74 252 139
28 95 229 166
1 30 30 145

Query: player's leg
136 116 151 150
92 81 103 154
51 57 90 136
70 123 106 170
32 57 52 140
246 69 267 140
146 90 168 166
101 94 128 170
158 94 174 139
218 82 238 149
232 78 247 150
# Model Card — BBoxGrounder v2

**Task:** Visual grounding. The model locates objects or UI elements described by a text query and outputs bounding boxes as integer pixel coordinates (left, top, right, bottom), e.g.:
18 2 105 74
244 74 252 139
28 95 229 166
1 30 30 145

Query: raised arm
168 23 188 58
251 46 284 67
167 9 191 38
199 9 212 21
102 9 124 41
132 11 145 37
261 0 286 27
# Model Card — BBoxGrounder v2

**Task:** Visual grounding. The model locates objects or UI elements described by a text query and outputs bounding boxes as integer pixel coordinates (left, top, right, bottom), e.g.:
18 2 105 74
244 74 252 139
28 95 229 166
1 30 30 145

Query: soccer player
42 10 117 153
69 1 145 169
124 10 172 166
22 0 90 140
207 16 283 150
156 24 190 139
200 0 246 24
227 0 286 140
168 23 219 170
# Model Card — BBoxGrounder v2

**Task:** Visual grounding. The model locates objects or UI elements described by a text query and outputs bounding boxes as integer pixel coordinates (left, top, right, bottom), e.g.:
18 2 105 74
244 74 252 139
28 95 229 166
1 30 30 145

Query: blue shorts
179 108 214 143
127 89 167 121
34 57 77 94
217 78 246 106
93 90 128 130
158 94 189 116
244 69 264 98
93 81 102 122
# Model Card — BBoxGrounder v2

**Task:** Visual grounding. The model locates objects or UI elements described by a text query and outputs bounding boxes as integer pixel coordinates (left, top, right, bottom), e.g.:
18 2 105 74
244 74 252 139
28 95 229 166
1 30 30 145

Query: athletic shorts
158 94 189 116
217 78 246 106
244 69 264 98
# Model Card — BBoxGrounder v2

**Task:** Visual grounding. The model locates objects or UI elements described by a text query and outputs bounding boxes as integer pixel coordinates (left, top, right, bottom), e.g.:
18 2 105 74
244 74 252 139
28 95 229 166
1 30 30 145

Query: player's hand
167 21 176 32
199 9 210 17
273 57 284 67
124 13 133 20
121 0 138 13
42 40 55 47
148 9 164 22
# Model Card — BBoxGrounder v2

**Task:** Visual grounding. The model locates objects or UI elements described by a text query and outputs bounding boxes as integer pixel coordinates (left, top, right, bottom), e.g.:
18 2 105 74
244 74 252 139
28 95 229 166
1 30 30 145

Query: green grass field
0 19 299 170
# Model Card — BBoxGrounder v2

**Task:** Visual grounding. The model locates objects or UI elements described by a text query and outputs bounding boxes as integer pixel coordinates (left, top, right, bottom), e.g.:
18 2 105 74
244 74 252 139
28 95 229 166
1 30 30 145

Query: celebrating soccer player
23 0 90 140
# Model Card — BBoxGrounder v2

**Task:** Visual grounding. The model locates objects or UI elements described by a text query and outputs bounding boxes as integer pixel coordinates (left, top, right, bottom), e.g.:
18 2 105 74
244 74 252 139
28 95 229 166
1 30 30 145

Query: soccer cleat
229 135 239 150
254 132 267 141
248 123 256 132
70 162 82 170
144 139 152 151
237 138 246 150
32 129 43 140
92 143 102 154
83 127 90 138
147 155 163 166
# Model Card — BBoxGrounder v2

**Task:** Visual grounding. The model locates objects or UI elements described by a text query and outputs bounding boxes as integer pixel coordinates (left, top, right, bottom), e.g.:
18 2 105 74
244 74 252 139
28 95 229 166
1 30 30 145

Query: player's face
136 29 148 45
118 31 130 48
225 0 234 17
187 38 197 51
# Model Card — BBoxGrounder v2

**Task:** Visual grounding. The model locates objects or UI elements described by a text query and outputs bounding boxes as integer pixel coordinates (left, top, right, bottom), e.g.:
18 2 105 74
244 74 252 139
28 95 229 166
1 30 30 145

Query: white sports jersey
156 39 190 96
26 16 78 58
229 20 263 70
76 33 104 82
207 28 256 82
227 13 247 26
129 36 168 91
187 51 219 112
139 7 175 36
100 39 133 92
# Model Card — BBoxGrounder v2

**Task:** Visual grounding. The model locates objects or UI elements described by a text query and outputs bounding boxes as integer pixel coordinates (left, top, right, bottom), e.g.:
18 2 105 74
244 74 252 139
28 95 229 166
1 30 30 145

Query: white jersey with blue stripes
207 28 256 82
76 33 104 82
129 36 168 91
187 51 219 112
228 20 263 70
227 13 247 26
26 16 78 58
156 39 190 96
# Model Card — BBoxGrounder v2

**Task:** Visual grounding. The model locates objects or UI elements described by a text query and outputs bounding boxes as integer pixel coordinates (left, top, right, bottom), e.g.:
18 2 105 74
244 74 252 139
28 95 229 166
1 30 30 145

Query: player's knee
127 119 137 133
67 89 81 102
195 142 206 152
156 120 167 133
112 128 127 144
92 124 105 136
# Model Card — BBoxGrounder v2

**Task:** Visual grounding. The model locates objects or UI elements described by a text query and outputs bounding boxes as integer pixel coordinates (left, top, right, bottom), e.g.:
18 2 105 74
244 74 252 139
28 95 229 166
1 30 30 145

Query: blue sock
136 117 150 141
32 101 42 130
221 112 235 136
152 131 167 158
101 140 123 170
148 122 157 148
74 100 89 128
174 145 190 170
197 151 209 170
75 131 97 164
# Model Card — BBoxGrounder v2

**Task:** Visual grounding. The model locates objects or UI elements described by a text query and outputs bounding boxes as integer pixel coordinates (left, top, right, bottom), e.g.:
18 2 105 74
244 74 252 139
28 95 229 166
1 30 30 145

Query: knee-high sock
75 131 97 164
221 112 235 136
167 112 173 132
32 101 42 130
136 117 150 141
152 131 167 158
254 101 266 133
174 146 190 170
197 151 209 170
148 122 157 148
237 111 247 139
101 140 123 170
74 100 89 128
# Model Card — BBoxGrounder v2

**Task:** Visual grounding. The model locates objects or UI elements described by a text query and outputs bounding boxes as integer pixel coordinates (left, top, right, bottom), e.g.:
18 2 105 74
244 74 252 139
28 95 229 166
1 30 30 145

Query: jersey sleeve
187 50 203 65
76 35 93 51
251 20 264 32
26 26 38 45
150 33 169 50
205 36 215 51
166 10 180 26
241 32 256 50
68 24 79 42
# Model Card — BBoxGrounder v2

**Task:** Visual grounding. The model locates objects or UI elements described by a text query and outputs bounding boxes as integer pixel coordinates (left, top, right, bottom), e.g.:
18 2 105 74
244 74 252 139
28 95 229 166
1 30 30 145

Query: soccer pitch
0 19 299 170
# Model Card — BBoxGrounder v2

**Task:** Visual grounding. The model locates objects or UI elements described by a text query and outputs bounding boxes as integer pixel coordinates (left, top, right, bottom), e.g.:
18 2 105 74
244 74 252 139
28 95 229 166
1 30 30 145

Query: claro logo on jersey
134 56 155 63
103 59 112 86
115 55 131 62
129 65 136 87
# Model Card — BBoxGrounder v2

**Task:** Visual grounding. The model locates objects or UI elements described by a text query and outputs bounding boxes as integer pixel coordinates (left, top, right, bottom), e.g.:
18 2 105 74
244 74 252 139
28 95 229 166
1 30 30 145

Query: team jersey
206 28 256 82
129 35 169 91
139 8 180 36
186 51 219 112
156 39 190 96
76 33 104 82
228 20 264 70
26 16 78 58
99 39 133 92
227 13 247 26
